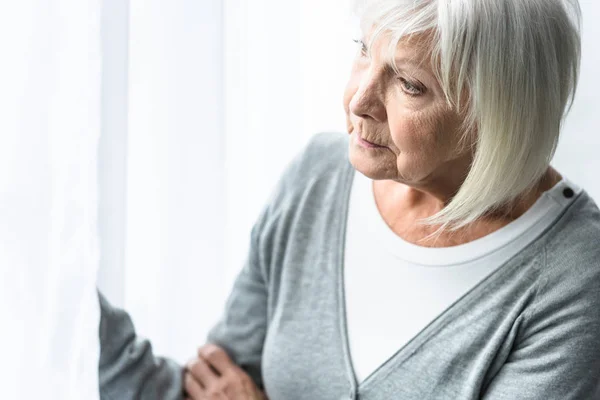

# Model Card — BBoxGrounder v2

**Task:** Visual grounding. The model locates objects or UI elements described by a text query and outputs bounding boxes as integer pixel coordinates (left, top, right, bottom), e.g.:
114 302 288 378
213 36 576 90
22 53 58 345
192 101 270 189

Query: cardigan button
563 187 575 199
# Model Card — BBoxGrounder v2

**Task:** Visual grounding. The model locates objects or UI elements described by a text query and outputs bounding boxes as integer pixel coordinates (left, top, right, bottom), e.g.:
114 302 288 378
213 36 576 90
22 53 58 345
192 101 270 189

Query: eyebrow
392 57 428 71
361 38 431 73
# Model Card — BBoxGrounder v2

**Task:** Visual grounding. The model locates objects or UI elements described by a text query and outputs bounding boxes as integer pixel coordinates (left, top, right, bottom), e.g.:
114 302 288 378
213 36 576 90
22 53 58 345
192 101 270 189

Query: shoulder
263 132 351 212
540 192 600 284
252 132 352 268
507 193 600 396
528 192 600 321
281 132 349 186
305 131 349 157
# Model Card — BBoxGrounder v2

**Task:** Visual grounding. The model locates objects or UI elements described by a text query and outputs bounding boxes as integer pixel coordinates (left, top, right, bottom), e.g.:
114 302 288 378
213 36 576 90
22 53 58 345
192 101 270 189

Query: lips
357 131 385 148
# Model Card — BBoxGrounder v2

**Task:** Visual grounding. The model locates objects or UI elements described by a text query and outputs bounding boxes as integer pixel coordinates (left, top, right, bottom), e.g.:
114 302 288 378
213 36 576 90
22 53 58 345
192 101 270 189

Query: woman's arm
204 218 271 389
98 291 184 400
189 134 332 394
181 199 273 399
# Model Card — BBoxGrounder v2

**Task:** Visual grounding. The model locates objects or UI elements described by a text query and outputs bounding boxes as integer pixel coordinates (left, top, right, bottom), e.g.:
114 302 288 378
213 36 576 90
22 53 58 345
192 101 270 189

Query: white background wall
98 0 600 363
554 1 600 201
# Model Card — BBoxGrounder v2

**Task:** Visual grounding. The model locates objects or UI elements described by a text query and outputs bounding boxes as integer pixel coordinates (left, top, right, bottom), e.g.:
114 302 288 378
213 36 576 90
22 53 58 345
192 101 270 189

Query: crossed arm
98 291 263 400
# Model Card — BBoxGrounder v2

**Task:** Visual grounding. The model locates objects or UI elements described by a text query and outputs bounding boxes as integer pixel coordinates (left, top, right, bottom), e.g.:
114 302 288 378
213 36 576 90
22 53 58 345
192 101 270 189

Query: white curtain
0 1 102 399
123 0 227 363
98 0 600 368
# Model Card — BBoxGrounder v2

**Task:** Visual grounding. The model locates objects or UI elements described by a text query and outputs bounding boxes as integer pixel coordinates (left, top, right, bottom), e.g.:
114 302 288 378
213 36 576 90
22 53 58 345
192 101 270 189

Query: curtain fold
123 0 226 363
0 1 102 398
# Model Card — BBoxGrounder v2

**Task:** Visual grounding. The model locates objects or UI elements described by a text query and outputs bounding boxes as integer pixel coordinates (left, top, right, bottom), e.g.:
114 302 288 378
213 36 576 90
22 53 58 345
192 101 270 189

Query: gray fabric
98 292 183 400
208 132 600 400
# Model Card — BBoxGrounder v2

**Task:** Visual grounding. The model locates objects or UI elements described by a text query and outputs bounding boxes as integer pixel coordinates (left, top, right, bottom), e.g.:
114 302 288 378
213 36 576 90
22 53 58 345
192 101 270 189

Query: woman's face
343 33 471 188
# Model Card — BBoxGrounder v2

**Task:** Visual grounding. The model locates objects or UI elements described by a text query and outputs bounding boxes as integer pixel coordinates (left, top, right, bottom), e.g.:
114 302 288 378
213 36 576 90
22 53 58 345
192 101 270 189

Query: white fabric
344 170 580 383
120 0 227 363
0 1 102 399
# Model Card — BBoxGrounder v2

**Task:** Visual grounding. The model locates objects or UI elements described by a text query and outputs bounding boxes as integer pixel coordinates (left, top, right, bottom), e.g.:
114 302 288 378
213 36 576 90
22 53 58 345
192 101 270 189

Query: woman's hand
184 344 267 400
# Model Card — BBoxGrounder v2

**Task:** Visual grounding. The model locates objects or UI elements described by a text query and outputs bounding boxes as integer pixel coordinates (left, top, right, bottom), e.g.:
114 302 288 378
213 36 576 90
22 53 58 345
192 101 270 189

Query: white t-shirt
344 170 580 383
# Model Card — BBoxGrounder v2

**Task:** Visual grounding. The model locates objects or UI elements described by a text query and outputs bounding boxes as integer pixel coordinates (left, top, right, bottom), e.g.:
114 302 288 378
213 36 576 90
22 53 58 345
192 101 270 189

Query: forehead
368 30 435 71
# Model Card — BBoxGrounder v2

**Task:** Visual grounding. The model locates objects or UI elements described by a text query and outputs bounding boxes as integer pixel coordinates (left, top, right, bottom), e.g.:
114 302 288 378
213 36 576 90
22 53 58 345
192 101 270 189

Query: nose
349 71 387 123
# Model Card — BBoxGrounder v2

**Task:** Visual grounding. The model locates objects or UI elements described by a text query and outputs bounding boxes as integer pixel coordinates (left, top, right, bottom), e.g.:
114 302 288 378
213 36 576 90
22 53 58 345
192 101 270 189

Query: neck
384 167 561 220
373 167 562 247
493 167 562 221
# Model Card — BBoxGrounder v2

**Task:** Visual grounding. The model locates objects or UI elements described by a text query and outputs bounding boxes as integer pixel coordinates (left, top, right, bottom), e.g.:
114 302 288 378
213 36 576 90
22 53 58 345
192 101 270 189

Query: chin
348 142 432 185
348 143 393 181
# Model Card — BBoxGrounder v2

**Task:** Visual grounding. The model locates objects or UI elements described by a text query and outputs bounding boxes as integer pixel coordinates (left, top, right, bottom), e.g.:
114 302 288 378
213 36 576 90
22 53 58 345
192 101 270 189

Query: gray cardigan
208 132 600 399
99 132 600 399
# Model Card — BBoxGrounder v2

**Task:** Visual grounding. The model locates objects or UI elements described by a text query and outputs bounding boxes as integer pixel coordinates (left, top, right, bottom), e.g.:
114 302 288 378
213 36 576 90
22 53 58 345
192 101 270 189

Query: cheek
388 106 443 155
386 103 460 177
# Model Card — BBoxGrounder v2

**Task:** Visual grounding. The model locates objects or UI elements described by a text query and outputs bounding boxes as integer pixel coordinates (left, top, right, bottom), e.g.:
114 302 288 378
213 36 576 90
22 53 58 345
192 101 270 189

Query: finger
226 365 263 399
186 358 218 388
198 344 233 375
184 372 204 400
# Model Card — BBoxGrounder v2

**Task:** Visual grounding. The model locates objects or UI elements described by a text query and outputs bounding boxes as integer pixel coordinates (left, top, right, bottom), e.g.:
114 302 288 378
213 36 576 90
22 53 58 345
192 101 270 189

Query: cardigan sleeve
98 291 184 400
206 218 270 389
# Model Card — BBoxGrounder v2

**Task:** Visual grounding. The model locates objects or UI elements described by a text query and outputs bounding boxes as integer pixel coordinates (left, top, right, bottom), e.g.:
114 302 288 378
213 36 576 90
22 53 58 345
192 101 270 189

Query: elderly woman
184 0 600 399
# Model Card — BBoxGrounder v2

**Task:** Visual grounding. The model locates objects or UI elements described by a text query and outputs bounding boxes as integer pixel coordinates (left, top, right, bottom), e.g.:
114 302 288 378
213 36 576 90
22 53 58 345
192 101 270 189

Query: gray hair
355 0 581 229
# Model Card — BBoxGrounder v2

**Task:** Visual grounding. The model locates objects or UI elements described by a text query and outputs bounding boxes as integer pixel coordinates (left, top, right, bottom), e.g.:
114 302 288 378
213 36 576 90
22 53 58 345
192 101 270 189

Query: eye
352 39 368 57
398 77 424 96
